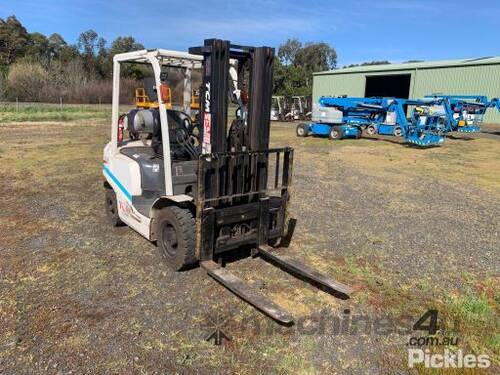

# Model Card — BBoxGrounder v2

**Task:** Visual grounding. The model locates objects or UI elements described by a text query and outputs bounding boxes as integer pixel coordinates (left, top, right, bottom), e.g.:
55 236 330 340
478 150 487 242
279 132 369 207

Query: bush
3 58 138 104
6 60 49 101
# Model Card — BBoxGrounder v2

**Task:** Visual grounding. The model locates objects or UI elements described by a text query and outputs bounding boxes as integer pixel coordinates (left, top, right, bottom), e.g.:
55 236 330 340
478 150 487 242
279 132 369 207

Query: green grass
0 103 119 123
441 291 498 358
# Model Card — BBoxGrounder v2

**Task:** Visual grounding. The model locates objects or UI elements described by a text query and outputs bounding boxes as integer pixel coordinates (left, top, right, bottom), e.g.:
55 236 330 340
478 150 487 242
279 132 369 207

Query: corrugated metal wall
313 64 500 123
412 65 500 123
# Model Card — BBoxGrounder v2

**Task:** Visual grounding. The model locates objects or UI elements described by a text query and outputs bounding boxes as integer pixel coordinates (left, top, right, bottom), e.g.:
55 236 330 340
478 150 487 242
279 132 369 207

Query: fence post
16 97 19 112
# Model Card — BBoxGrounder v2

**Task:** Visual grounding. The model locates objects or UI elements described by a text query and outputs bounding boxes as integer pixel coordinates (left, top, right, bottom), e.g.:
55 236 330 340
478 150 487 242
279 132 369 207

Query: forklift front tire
105 189 124 227
157 206 196 271
296 123 309 137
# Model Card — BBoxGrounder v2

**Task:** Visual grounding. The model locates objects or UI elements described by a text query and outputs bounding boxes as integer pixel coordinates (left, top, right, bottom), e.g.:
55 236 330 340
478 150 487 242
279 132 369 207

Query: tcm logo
204 82 211 113
408 349 490 369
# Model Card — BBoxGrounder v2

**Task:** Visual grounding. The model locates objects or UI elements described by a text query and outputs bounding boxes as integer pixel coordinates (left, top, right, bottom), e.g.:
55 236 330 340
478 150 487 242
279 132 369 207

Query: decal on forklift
203 82 211 154
203 113 211 153
204 82 211 112
118 200 142 223
102 165 132 201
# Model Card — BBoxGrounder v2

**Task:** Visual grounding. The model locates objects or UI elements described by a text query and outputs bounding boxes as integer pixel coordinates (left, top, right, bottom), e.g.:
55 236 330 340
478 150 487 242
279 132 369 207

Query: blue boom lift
425 95 500 133
297 96 448 147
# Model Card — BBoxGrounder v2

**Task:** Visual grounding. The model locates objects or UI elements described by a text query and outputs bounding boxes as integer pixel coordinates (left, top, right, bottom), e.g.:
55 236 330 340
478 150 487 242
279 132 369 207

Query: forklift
270 95 285 121
103 39 351 325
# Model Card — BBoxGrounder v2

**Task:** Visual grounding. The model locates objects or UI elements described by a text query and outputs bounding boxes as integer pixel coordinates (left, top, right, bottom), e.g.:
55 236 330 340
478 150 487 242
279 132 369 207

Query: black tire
157 206 196 271
296 123 309 137
329 125 342 140
355 127 362 139
366 125 377 135
105 189 124 227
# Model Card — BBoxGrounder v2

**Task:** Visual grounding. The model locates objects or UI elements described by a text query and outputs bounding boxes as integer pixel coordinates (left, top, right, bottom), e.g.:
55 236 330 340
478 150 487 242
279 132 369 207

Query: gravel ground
0 120 498 374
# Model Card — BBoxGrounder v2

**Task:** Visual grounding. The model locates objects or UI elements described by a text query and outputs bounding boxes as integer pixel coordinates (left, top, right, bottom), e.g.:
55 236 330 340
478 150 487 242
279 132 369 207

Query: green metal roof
314 56 500 76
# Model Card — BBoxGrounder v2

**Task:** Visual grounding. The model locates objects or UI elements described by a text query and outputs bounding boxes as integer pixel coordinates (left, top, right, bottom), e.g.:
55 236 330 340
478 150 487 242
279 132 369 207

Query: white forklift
270 95 285 121
284 96 311 121
103 39 351 324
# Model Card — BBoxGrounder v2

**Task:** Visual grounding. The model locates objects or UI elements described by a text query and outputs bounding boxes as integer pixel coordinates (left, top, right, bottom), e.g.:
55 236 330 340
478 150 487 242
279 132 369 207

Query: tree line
0 16 340 103
0 15 146 103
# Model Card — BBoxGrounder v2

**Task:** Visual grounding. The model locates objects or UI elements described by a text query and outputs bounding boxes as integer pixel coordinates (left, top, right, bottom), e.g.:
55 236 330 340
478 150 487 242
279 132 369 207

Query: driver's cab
103 50 203 225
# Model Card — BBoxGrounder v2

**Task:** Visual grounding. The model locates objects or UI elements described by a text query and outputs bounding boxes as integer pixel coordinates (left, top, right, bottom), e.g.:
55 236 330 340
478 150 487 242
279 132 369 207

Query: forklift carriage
103 39 350 324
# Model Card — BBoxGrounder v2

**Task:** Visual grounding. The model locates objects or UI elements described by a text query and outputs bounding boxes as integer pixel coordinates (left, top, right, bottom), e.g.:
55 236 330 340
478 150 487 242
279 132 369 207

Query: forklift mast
189 39 274 154
188 39 292 262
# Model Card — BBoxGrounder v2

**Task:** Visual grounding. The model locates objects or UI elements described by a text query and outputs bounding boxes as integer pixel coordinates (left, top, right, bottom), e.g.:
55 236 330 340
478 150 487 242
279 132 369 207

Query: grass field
0 102 132 123
0 117 498 374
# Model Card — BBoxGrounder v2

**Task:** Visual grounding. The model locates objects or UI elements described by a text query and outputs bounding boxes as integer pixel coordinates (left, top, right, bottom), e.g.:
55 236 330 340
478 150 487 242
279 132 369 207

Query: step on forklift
103 39 351 325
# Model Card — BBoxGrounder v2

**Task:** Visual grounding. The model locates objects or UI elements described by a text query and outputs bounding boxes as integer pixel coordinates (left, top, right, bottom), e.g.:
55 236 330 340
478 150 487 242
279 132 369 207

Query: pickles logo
407 310 490 369
408 349 490 369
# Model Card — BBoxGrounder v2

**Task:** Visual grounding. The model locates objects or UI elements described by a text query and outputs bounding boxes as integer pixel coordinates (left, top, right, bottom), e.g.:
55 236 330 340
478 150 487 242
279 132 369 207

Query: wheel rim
368 126 375 135
161 221 178 257
297 127 304 136
394 127 402 136
331 130 339 138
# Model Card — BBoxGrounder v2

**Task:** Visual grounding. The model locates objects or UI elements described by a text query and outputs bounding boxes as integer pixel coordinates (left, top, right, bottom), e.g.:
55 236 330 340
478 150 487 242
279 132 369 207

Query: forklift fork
201 245 351 325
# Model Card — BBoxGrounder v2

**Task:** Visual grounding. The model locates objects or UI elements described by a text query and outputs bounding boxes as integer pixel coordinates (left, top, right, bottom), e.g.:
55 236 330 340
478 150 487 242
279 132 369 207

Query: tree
25 32 50 63
0 15 29 66
48 33 66 58
109 36 144 55
77 30 99 57
274 39 337 96
77 30 107 78
6 60 49 101
343 60 390 68
294 42 337 72
277 38 301 66
106 36 146 79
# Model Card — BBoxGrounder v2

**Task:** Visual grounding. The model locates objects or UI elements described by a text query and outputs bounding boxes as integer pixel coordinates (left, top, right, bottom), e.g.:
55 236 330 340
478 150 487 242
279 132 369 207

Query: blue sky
1 0 499 67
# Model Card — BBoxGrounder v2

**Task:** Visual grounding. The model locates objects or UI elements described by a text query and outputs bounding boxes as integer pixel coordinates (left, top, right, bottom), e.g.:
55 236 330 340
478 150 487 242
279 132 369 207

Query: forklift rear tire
329 126 342 140
296 123 309 137
157 206 196 271
105 189 124 227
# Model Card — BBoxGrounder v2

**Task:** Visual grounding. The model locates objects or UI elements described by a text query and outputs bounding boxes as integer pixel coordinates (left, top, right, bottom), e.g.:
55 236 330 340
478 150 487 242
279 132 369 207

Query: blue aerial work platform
297 96 448 147
425 95 500 133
